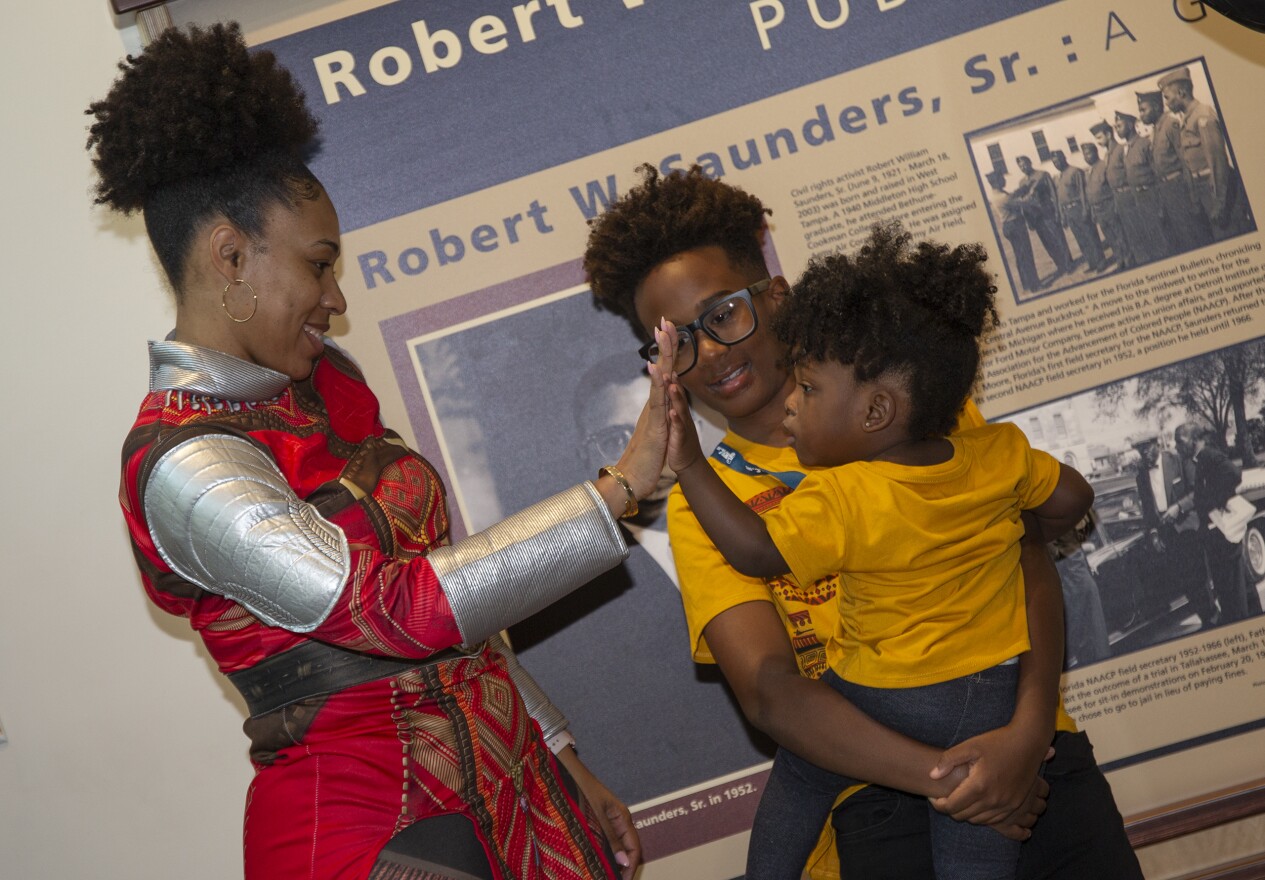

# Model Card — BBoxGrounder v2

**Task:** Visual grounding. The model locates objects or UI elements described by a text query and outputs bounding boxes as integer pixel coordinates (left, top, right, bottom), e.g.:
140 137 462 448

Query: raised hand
602 332 672 509
655 320 706 477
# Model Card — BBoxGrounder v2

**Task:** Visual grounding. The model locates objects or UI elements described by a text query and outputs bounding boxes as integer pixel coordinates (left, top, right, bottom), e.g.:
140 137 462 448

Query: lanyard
710 441 807 489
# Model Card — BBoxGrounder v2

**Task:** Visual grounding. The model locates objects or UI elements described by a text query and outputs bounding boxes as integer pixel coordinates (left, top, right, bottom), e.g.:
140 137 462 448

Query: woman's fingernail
616 852 630 866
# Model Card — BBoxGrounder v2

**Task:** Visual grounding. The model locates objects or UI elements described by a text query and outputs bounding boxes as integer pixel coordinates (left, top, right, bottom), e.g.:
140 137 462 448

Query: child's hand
666 382 705 475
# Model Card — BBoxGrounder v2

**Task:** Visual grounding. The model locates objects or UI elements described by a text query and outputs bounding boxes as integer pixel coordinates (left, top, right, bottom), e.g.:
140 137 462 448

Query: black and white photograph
999 335 1265 667
968 57 1257 303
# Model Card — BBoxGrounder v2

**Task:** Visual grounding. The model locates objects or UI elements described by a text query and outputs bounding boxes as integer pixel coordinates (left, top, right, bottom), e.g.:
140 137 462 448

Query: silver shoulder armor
143 433 350 632
488 632 568 742
431 482 628 646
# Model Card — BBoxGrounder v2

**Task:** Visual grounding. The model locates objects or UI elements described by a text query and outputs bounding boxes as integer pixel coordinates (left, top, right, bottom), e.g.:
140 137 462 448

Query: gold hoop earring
222 279 258 323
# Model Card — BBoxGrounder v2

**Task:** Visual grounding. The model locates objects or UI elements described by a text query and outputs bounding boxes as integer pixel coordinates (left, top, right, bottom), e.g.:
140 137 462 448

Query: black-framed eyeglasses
637 279 770 376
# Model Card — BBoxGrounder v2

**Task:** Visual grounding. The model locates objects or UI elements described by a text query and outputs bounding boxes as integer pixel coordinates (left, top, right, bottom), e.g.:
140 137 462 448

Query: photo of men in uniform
970 59 1256 301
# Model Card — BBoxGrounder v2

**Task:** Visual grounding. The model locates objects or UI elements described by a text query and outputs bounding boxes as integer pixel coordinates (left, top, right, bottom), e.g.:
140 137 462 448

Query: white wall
0 5 251 878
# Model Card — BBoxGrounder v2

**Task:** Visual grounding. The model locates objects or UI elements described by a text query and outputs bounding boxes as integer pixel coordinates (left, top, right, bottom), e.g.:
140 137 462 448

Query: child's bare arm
667 384 790 578
656 323 789 579
1028 463 1095 542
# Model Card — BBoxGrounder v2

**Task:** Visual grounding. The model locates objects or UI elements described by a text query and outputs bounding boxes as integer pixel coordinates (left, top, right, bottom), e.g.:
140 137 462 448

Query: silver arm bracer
431 482 628 647
144 433 349 632
488 632 569 743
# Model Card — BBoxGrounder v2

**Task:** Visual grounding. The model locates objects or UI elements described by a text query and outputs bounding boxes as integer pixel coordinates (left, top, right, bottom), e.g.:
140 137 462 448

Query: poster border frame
1124 776 1265 849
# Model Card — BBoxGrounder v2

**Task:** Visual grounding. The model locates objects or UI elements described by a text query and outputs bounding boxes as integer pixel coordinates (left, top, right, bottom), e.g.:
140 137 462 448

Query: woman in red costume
89 23 659 880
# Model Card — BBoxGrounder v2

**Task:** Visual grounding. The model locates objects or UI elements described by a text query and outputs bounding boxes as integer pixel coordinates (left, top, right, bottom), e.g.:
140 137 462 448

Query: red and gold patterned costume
120 343 616 880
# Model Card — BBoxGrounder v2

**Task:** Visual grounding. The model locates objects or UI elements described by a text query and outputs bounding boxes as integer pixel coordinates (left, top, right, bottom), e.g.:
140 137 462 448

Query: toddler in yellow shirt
653 222 1095 880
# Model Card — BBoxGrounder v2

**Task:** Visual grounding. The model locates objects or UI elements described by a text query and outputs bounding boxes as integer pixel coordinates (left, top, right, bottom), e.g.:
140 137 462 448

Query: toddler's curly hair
775 221 998 439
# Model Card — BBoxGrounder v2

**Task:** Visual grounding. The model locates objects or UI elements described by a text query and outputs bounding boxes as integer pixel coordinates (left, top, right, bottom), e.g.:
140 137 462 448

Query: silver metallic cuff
431 482 628 646
144 433 350 632
489 632 569 743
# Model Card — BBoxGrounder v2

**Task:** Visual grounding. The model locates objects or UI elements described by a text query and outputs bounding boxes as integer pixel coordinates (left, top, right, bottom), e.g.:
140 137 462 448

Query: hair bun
86 22 319 213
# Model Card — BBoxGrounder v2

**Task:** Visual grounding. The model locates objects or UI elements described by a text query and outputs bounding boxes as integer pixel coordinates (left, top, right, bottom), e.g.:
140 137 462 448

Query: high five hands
598 324 676 518
651 320 707 477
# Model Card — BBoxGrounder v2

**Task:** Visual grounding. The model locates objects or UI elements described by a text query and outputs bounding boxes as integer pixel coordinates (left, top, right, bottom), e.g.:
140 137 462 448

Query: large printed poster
251 2 1265 875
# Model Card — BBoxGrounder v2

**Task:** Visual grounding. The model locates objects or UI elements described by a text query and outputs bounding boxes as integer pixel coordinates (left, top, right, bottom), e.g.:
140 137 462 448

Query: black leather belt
228 639 463 718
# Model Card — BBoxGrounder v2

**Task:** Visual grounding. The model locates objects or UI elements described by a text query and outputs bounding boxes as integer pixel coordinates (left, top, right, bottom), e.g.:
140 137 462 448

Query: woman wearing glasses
92 24 655 880
635 278 772 375
583 164 1142 880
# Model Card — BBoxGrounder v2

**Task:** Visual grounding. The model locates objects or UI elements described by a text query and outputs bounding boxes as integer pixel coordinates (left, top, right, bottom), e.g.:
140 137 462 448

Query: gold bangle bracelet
598 465 639 520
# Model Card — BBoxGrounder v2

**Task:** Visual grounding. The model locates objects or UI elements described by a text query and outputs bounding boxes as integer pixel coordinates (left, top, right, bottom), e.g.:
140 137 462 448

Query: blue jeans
746 664 1020 880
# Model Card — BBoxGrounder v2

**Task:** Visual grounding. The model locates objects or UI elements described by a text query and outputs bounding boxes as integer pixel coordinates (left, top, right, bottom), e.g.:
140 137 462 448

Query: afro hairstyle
773 221 998 439
86 22 322 293
582 164 771 337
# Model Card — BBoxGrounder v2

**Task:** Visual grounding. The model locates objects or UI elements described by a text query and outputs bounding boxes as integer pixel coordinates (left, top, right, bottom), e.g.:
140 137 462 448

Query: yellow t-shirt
670 433 840 674
671 400 990 670
765 422 1062 688
666 402 1076 880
